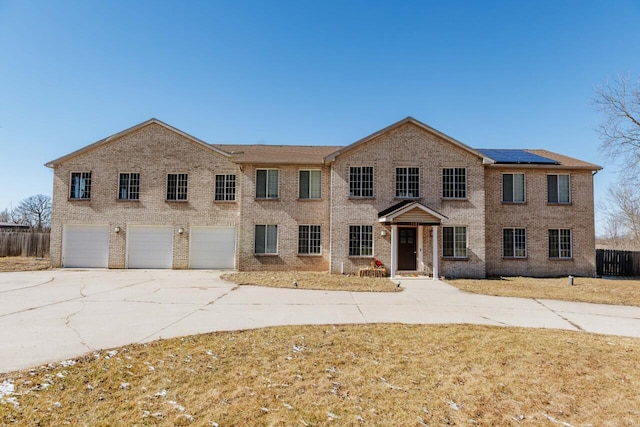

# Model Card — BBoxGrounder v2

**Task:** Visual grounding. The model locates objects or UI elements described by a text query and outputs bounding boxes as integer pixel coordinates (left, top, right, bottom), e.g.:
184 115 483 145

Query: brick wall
50 123 241 268
329 122 486 278
484 168 597 277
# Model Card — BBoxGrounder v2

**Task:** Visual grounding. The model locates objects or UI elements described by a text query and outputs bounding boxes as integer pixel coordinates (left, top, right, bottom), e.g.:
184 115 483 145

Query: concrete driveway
1 269 639 373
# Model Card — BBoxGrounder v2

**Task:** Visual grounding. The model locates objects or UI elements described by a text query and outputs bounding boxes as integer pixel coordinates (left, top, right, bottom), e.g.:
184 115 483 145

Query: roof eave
485 163 603 171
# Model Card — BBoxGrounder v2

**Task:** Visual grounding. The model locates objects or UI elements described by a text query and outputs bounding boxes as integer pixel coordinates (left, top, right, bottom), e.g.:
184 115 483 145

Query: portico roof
378 201 448 224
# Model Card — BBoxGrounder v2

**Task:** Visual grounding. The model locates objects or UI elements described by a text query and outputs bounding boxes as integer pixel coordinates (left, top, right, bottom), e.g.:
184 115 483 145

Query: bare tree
0 209 9 223
12 195 52 231
594 75 640 172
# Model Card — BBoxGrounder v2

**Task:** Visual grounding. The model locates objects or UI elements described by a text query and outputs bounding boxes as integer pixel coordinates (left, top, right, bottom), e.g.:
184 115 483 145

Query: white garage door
63 225 109 268
127 226 173 269
189 227 235 269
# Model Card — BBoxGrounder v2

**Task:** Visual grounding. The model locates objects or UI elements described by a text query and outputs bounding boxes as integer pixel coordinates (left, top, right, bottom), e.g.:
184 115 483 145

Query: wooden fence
0 232 50 258
596 249 640 277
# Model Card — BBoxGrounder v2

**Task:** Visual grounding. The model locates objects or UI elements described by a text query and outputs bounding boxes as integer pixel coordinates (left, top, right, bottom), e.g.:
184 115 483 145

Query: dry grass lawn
0 257 51 272
448 276 640 307
222 271 402 292
1 324 639 426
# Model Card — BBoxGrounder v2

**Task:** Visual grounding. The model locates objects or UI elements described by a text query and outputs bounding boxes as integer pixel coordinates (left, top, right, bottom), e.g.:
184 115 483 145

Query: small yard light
568 275 574 286
380 229 387 236
114 226 121 233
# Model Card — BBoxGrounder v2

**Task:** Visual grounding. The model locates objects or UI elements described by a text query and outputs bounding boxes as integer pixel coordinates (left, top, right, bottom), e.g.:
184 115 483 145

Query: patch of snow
53 402 62 408
417 415 429 426
209 422 220 427
5 397 19 408
39 383 50 390
155 389 167 398
56 372 66 379
152 412 164 419
60 360 76 367
293 345 304 352
327 411 339 420
120 383 130 390
105 350 118 359
168 400 185 412
0 381 14 398
148 366 155 372
283 403 293 410
545 415 575 427
260 407 270 413
448 400 461 410
356 414 365 423
86 384 94 391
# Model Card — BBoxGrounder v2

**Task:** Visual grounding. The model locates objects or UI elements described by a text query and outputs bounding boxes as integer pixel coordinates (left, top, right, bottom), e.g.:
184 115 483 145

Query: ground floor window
298 225 321 255
503 228 526 258
255 225 278 254
549 229 572 258
349 225 373 256
443 226 467 258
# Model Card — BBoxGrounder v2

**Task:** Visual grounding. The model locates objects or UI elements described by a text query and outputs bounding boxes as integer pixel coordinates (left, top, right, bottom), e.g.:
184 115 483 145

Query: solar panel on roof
476 149 559 165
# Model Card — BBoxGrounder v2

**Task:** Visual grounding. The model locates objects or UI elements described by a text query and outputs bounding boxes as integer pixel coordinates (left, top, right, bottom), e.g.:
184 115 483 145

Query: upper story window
547 174 570 204
503 228 526 258
442 168 467 199
549 228 572 259
299 170 322 199
349 166 374 198
298 225 321 255
256 169 279 199
502 173 525 203
118 173 140 200
349 225 373 256
443 226 467 258
255 224 278 254
70 172 92 199
395 167 420 198
215 174 236 201
166 173 188 201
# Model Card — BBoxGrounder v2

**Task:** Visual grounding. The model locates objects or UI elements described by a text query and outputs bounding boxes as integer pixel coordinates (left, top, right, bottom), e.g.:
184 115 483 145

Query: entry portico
378 201 448 280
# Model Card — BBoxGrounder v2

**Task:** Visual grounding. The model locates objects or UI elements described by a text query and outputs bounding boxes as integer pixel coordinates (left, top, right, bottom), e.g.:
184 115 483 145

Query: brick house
46 117 601 278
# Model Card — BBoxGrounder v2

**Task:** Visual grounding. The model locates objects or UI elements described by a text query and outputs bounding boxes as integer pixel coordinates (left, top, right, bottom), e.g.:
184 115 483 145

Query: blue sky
1 0 639 233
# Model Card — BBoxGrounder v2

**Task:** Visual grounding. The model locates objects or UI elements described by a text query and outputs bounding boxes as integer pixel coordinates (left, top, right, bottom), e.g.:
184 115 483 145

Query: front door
398 227 417 270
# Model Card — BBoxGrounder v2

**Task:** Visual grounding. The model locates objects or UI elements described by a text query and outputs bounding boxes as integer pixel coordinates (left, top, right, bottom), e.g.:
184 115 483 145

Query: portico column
390 224 398 279
432 225 439 280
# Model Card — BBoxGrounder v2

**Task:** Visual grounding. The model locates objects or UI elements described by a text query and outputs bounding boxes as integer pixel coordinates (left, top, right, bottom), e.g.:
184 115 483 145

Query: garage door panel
127 226 173 269
63 225 109 268
190 227 235 269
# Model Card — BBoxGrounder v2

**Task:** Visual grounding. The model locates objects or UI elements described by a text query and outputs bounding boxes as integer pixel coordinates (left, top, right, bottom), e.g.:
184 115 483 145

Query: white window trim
118 172 140 201
348 224 374 257
256 169 279 199
298 224 322 256
69 171 92 200
442 167 468 200
254 224 278 255
502 173 526 203
547 174 571 204
549 228 573 259
442 225 468 258
348 165 375 198
214 173 237 202
298 169 322 200
395 166 421 199
503 227 527 258
166 173 188 202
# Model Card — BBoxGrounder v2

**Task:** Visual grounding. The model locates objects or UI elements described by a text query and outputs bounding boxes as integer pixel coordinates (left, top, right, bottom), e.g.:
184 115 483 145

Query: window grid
299 170 322 199
166 174 188 201
298 225 321 254
549 229 572 258
395 167 420 198
70 172 92 199
255 225 278 254
442 168 467 199
256 169 279 199
349 166 374 197
503 228 527 258
349 225 373 256
443 226 467 258
118 173 140 200
215 174 236 201
548 174 571 204
502 173 525 203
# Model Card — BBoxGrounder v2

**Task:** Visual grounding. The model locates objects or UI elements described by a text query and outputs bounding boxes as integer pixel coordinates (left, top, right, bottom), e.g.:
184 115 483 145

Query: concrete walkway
1 269 639 373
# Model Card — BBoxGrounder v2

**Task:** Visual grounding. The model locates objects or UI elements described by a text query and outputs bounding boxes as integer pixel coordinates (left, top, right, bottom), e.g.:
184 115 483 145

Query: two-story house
46 117 601 278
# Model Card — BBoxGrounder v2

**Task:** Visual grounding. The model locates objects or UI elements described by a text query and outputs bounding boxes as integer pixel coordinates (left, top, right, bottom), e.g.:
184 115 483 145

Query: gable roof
378 200 448 224
45 118 231 168
325 116 494 163
212 144 341 165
